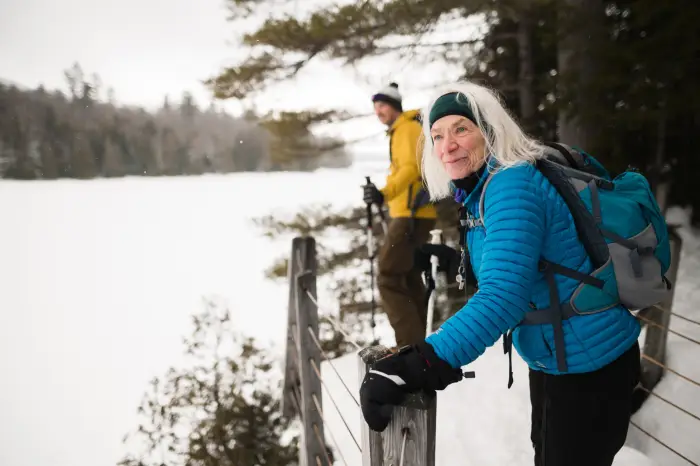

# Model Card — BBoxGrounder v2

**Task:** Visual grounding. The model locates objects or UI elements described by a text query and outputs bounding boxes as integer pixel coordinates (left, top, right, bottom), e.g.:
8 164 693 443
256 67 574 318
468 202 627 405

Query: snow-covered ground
626 207 700 465
320 343 662 466
0 150 697 466
0 151 382 466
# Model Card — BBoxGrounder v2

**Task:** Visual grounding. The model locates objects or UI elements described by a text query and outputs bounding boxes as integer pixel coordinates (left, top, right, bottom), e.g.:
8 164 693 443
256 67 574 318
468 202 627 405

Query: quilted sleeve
426 165 547 369
381 121 421 201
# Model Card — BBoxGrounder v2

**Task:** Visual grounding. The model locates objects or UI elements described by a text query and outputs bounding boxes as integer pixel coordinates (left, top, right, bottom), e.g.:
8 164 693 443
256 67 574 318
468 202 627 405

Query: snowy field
0 150 385 466
0 150 698 466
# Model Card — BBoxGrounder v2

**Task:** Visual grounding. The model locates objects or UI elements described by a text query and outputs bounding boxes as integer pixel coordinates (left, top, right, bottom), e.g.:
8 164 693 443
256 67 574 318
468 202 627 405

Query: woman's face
430 115 486 180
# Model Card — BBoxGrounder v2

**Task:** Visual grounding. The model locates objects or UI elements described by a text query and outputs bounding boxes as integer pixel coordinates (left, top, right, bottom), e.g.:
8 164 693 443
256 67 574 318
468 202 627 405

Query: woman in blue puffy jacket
359 81 641 466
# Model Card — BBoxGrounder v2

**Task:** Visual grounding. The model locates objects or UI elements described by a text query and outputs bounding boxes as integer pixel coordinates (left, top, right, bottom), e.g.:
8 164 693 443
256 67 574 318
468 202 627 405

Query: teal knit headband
428 92 478 128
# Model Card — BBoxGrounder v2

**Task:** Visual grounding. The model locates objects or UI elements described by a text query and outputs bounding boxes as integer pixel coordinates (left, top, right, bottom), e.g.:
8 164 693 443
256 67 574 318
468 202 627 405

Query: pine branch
209 0 478 98
225 0 289 19
373 37 484 53
120 300 298 465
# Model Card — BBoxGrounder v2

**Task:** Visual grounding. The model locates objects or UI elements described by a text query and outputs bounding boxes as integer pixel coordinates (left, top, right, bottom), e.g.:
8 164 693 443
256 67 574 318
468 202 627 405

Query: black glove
414 243 460 277
363 182 384 206
359 341 463 432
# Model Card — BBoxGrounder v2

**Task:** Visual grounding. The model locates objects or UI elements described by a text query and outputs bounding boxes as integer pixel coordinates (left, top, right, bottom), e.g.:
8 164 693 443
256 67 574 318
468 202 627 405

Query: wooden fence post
282 237 325 466
640 226 683 390
358 345 437 466
282 238 300 419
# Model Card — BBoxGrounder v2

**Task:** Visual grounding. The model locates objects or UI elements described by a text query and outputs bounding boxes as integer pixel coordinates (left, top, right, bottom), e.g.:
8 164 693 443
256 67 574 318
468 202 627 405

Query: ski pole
364 176 378 343
376 208 388 236
425 229 443 337
365 176 388 235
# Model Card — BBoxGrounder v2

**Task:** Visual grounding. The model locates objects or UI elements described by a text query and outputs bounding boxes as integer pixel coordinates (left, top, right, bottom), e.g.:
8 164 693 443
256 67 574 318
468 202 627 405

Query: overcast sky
0 0 440 127
0 0 475 144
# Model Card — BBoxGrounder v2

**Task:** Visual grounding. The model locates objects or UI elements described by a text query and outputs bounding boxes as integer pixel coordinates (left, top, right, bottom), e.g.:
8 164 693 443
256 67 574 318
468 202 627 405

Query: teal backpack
476 142 672 377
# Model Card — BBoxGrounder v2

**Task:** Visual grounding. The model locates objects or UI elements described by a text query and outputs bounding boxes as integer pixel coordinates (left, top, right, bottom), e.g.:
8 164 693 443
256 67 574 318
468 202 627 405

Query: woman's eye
455 126 468 133
432 134 442 141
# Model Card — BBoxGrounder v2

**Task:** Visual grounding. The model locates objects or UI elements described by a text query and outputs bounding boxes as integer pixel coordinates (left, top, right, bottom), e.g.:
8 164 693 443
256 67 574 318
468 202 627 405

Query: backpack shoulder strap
477 159 610 269
542 142 582 169
535 159 611 269
477 171 496 225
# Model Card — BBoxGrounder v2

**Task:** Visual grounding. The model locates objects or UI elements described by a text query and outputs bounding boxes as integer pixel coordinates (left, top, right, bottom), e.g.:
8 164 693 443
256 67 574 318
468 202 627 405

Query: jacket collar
452 156 498 206
388 109 421 134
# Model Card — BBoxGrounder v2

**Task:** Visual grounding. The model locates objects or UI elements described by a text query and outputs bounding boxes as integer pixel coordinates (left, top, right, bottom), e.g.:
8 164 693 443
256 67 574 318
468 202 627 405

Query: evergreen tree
0 66 351 180
70 130 97 178
119 299 299 466
102 137 126 177
64 61 84 100
209 0 700 223
212 0 700 355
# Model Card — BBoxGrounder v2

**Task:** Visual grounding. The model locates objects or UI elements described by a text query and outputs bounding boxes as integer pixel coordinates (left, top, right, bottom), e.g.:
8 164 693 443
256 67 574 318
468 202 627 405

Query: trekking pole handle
365 176 388 225
425 229 443 338
364 176 373 219
429 229 442 265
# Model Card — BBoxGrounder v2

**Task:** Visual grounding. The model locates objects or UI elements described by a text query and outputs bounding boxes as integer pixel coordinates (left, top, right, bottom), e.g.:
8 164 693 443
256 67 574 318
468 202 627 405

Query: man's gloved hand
359 341 463 432
414 243 460 277
363 182 384 206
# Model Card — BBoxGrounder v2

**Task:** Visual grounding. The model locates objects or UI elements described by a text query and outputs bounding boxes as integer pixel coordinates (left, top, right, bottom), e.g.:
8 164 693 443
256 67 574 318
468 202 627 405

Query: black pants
529 341 641 466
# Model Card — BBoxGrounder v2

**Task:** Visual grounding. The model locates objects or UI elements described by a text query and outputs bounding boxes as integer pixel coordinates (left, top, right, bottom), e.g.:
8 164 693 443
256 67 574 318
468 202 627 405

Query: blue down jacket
425 161 640 375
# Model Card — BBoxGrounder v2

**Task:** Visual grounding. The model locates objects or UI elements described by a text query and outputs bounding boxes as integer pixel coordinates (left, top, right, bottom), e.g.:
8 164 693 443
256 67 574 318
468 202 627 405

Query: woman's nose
445 138 459 153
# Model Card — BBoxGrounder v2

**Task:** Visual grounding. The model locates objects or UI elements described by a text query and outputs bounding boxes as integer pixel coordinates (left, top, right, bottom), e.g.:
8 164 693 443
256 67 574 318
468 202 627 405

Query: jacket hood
389 109 421 133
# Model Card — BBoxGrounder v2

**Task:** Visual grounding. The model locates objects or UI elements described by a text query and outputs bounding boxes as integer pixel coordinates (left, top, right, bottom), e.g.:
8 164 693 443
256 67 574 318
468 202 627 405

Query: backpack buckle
460 214 482 229
662 275 672 290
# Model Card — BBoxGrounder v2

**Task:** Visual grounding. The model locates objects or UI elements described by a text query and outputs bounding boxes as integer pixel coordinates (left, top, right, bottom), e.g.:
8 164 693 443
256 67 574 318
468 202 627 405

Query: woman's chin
448 166 474 180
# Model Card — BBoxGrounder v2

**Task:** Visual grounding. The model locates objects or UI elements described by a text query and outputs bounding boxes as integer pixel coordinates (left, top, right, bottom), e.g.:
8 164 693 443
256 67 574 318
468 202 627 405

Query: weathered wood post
639 226 683 390
358 345 437 466
282 237 325 466
282 239 300 419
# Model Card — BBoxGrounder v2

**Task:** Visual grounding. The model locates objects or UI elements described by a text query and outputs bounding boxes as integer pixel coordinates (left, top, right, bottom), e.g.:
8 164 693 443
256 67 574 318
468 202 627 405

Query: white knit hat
371 82 402 111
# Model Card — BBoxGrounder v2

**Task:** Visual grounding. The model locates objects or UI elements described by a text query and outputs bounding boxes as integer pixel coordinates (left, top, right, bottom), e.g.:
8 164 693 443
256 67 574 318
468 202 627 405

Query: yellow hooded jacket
380 110 437 219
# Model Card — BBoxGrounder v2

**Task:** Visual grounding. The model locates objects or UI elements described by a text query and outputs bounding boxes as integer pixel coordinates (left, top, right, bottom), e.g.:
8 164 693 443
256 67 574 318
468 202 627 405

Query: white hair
420 81 545 200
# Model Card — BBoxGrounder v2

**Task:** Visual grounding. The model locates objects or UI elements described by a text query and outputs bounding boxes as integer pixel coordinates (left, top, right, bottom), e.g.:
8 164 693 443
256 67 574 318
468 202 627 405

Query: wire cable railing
399 428 409 466
288 238 363 465
641 353 700 390
284 234 699 466
668 309 700 327
306 325 360 407
632 296 700 466
310 391 351 466
304 290 362 351
309 353 361 452
635 385 700 424
645 302 700 327
313 421 334 466
637 313 700 347
289 321 358 464
629 420 699 466
290 385 329 466
630 362 700 466
285 236 439 465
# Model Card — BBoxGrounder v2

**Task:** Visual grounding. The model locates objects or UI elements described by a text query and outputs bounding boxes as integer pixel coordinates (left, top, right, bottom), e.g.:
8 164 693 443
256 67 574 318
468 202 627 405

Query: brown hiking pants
377 217 436 347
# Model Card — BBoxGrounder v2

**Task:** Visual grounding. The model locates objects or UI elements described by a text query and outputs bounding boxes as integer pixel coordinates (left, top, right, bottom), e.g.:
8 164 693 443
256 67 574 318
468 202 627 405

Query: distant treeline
0 63 350 180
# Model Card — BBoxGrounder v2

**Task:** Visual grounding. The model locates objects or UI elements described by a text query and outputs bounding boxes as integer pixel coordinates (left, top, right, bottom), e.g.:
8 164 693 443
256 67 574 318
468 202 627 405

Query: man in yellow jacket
363 83 438 347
